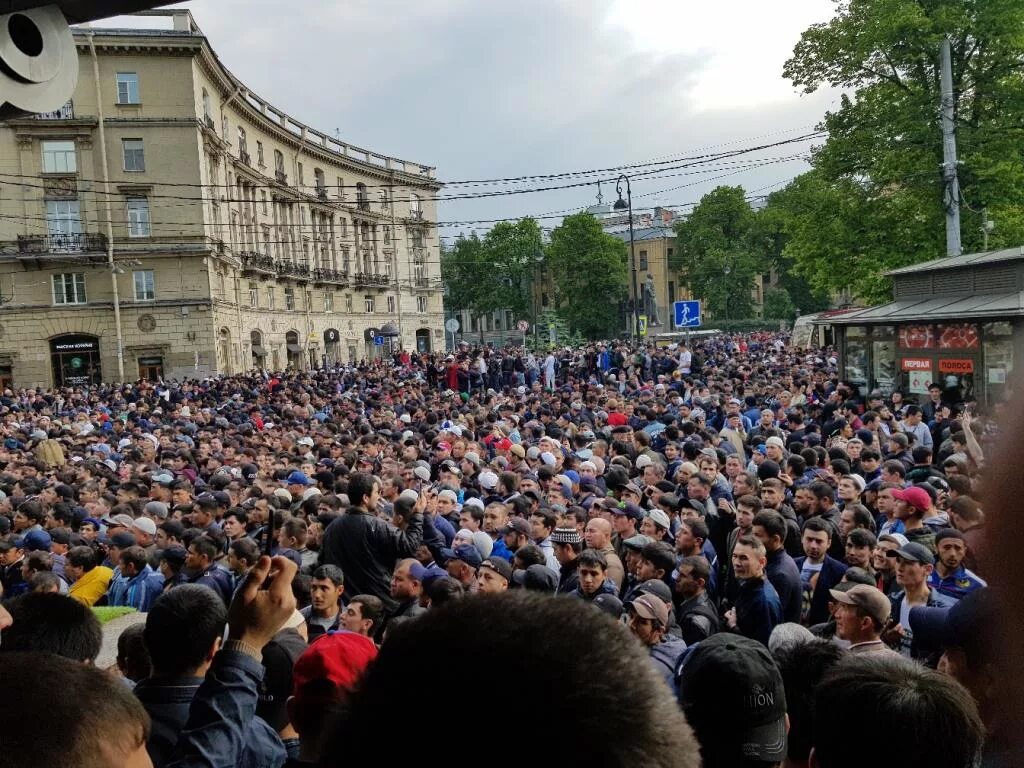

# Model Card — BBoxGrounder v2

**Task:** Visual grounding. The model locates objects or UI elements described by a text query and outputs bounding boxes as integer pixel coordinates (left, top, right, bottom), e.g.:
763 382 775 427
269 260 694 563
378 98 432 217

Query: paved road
96 611 147 670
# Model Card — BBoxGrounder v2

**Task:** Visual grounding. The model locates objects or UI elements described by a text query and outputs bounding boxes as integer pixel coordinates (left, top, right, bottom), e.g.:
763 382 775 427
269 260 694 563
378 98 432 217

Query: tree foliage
675 186 767 320
773 0 1024 301
545 213 629 339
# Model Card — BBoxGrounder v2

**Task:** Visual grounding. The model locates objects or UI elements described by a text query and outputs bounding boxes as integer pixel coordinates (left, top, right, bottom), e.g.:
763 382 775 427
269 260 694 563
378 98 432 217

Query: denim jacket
137 650 286 768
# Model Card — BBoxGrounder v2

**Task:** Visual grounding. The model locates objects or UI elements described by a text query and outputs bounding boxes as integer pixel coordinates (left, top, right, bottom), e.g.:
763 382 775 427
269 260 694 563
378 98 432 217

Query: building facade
0 10 444 389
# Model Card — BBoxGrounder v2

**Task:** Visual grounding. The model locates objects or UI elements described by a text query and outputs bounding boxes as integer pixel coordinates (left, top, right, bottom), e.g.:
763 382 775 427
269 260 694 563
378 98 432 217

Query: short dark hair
119 546 149 573
350 594 384 632
802 517 832 538
847 528 877 550
811 655 984 768
843 504 877 533
752 510 787 542
66 545 97 571
320 592 700 766
515 543 546 568
773 639 845 763
0 652 150 768
189 535 219 562
312 564 345 586
228 537 259 565
145 585 227 677
678 555 710 583
347 472 379 508
529 509 556 532
808 481 834 501
0 593 102 663
577 549 608 571
640 541 675 576
882 460 906 478
681 517 709 542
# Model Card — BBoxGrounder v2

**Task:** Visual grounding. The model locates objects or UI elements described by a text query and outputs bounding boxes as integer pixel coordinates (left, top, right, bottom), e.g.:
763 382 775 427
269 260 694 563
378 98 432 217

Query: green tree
762 287 797 320
779 0 1024 301
440 233 489 337
675 186 767 320
545 213 629 339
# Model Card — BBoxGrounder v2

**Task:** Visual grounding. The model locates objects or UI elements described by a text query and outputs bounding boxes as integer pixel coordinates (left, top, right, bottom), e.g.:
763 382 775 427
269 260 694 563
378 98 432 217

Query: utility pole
940 38 962 257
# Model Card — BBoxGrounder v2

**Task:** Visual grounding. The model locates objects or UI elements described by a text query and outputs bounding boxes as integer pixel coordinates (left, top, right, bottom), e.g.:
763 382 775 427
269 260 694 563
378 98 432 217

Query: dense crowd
0 332 1009 768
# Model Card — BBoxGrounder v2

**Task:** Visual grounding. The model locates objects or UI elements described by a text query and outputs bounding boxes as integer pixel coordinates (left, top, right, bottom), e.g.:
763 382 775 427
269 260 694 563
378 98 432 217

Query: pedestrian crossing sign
638 315 648 336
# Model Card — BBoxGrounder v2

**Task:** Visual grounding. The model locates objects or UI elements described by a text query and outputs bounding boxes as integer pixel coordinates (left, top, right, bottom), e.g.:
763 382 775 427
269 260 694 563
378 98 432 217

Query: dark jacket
648 637 688 696
320 507 423 612
765 548 802 624
187 564 235 606
889 588 957 666
733 576 782 647
556 560 580 595
675 591 720 646
573 578 618 601
135 662 285 768
794 554 848 627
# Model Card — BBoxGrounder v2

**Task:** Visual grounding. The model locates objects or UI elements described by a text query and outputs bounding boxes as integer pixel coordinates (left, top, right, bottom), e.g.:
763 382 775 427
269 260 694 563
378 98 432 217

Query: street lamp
613 174 639 340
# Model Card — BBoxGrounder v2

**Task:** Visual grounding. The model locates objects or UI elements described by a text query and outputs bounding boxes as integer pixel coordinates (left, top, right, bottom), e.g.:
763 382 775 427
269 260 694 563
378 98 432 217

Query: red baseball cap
891 486 931 513
495 437 513 451
292 631 378 703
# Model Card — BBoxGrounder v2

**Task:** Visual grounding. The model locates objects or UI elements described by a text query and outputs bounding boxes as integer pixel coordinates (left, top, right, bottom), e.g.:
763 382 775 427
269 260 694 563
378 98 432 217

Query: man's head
145 585 227 677
752 510 787 554
810 655 983 768
583 516 613 550
0 652 151 768
731 535 767 580
678 633 788 767
934 529 968 573
830 584 890 644
675 555 710 601
0 593 102 663
319 591 700 766
342 595 384 638
801 518 831 562
390 558 423 601
626 593 669 647
311 564 346 614
477 557 513 593
890 543 935 589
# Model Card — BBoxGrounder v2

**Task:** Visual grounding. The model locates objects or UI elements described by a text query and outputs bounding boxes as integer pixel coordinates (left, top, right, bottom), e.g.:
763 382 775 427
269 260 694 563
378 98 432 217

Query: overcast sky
149 1 839 242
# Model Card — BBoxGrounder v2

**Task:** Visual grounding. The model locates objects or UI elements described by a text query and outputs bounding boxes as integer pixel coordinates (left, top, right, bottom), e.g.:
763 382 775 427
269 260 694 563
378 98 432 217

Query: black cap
161 545 187 569
591 593 623 619
511 564 558 593
678 634 787 763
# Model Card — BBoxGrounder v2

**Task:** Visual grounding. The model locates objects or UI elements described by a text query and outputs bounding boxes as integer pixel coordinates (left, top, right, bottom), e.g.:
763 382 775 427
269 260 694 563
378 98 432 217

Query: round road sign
444 318 460 333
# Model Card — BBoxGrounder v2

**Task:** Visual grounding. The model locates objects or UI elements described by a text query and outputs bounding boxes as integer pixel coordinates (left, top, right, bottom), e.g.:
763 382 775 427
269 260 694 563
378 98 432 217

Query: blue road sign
673 300 702 328
373 335 385 346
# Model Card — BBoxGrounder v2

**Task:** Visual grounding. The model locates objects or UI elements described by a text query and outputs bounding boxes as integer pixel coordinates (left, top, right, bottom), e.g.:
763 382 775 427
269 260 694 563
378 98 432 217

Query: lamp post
613 175 639 341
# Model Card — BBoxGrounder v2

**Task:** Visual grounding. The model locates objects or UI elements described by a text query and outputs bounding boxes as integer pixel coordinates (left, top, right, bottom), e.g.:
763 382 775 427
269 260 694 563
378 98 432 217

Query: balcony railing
315 186 328 201
239 251 276 274
414 276 429 288
313 268 348 284
16 232 106 255
276 260 311 280
275 170 288 185
34 100 74 120
356 194 370 212
239 150 251 166
408 209 423 221
352 272 390 287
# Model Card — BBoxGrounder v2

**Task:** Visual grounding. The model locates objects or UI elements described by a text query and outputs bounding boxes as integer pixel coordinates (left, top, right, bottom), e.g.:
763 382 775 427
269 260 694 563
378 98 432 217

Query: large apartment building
0 10 443 389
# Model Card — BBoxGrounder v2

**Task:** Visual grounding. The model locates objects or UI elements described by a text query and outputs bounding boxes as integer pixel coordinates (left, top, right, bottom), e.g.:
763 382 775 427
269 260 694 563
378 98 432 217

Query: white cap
479 470 499 490
438 489 458 502
635 454 653 469
540 451 556 467
463 497 485 511
131 517 157 536
297 436 314 447
399 413 412 423
414 465 431 481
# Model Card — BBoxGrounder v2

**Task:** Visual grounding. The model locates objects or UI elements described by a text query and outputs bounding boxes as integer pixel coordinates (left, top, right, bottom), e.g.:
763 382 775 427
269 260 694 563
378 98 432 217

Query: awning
251 345 266 356
380 321 400 336
286 344 303 354
826 292 1024 325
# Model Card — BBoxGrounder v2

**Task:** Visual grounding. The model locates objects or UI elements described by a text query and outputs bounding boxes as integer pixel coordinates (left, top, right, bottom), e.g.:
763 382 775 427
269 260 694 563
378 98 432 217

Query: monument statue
644 274 661 326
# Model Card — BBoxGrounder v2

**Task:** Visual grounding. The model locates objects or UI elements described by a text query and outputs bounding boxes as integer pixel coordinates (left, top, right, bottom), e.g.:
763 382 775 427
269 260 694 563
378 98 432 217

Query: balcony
356 194 370 212
315 186 328 201
352 272 390 288
239 251 276 275
313 268 348 284
16 232 107 255
275 170 288 185
408 209 423 221
276 260 311 280
34 101 74 120
239 150 251 166
414 276 430 288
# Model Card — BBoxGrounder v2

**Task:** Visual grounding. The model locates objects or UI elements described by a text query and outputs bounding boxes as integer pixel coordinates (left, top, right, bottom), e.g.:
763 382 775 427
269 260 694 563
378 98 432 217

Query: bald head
585 517 613 549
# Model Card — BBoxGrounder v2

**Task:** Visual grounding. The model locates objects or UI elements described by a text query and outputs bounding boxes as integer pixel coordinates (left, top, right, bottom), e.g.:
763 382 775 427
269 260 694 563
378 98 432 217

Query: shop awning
380 321 400 337
287 344 303 354
825 292 1024 325
251 345 266 356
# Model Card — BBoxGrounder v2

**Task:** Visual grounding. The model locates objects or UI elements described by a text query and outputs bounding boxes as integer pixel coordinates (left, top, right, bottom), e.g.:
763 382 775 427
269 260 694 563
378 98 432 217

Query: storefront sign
938 359 974 374
53 341 97 352
901 357 931 371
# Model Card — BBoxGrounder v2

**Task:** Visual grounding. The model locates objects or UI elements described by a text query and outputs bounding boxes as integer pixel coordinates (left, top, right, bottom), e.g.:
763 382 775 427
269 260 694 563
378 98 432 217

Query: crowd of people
0 332 1010 767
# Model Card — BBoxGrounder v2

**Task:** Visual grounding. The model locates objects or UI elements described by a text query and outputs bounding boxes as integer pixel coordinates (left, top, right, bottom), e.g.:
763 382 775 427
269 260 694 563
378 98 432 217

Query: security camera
0 2 175 119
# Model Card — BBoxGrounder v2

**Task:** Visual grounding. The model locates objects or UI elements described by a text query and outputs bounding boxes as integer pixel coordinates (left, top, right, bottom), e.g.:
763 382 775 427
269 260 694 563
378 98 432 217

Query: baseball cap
441 544 483 570
478 470 499 490
22 529 52 552
292 631 378 704
591 593 624 619
151 471 175 486
144 501 169 519
645 509 671 531
511 564 558 593
480 558 513 582
286 471 312 486
878 532 909 548
887 542 935 565
765 436 785 449
828 584 891 625
891 486 931 513
131 517 158 536
609 501 645 521
110 531 137 549
296 436 314 448
550 527 583 545
626 593 669 626
501 517 531 537
678 633 787 763
509 444 526 459
161 545 188 569
104 513 135 529
49 528 71 546
909 588 994 657
408 562 446 582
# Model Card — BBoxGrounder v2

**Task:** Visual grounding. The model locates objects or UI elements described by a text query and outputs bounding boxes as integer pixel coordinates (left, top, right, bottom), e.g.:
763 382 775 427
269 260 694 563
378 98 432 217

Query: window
52 273 86 305
202 88 211 121
305 290 313 312
324 290 333 312
133 270 155 301
639 250 648 270
417 296 428 313
266 286 275 310
262 226 272 258
345 294 353 313
41 140 76 173
314 168 325 191
256 141 265 167
237 127 247 155
261 191 268 214
339 218 348 238
383 225 392 244
284 287 295 311
336 176 345 199
364 295 375 313
297 162 304 185
46 200 82 240
222 114 229 139
274 150 285 173
387 296 396 313
411 229 424 249
127 197 151 237
409 193 421 213
122 139 145 172
116 72 140 104
248 281 258 307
